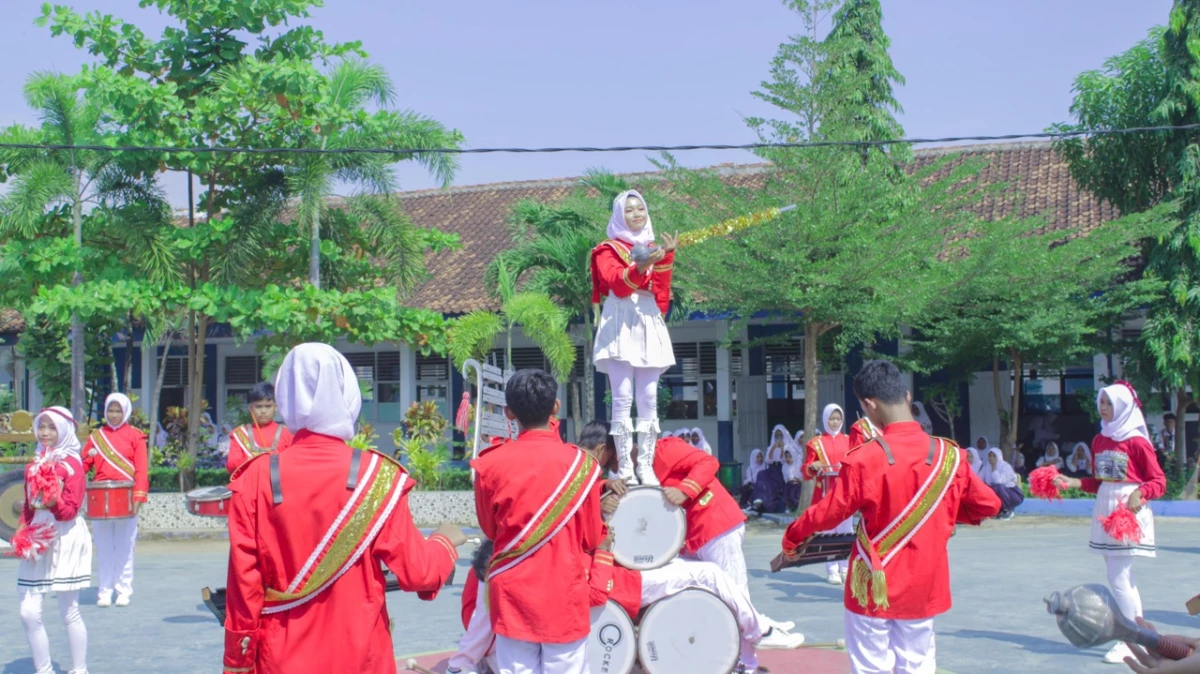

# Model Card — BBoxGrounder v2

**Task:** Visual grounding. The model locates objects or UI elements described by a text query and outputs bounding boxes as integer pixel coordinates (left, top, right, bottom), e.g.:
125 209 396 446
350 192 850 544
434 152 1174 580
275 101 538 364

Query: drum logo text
596 623 625 673
633 555 654 565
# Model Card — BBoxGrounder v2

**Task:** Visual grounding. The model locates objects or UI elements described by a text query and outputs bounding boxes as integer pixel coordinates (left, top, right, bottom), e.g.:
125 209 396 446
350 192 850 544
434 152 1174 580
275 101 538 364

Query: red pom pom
1029 465 1063 500
26 462 61 508
6 523 56 561
1100 503 1143 544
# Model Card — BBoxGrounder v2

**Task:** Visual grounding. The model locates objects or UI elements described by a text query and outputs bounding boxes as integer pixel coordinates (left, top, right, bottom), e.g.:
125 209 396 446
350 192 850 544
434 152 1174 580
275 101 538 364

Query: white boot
612 419 636 485
635 418 660 486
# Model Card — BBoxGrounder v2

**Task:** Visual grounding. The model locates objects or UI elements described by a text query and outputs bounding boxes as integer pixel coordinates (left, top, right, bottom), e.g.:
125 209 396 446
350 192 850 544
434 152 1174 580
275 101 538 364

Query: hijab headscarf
745 449 766 485
104 392 133 429
34 406 81 463
782 449 802 482
965 447 982 474
792 429 806 449
1037 442 1063 468
607 190 655 246
912 401 934 434
980 448 1017 487
1099 384 1151 443
822 404 845 437
1068 442 1092 473
1008 445 1026 470
275 342 363 441
767 424 792 463
690 428 713 455
975 435 990 451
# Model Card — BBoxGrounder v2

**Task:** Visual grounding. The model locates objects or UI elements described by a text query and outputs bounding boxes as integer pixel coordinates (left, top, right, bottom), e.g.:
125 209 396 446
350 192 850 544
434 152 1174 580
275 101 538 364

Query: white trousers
605 361 659 423
642 558 764 668
93 515 138 599
20 590 87 674
685 524 748 596
495 635 588 674
1106 555 1142 621
844 612 936 674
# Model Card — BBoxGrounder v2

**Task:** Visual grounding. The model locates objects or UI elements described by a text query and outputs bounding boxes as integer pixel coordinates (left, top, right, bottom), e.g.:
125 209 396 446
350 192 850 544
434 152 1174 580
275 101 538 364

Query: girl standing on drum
1053 383 1165 665
803 404 854 585
591 190 678 485
82 392 148 607
17 407 91 674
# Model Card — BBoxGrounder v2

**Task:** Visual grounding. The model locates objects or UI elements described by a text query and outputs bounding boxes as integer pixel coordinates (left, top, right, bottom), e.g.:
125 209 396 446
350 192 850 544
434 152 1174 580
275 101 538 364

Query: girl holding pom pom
15 407 91 674
1053 383 1164 665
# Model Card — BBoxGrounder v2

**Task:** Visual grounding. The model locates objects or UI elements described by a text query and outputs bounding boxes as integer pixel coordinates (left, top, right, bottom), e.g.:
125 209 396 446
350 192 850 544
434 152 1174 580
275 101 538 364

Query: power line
1 123 1198 156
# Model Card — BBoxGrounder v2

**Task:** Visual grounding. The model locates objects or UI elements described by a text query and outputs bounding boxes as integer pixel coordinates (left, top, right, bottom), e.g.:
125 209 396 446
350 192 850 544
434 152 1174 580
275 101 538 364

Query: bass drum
609 486 686 571
637 588 740 674
589 600 637 674
0 469 25 541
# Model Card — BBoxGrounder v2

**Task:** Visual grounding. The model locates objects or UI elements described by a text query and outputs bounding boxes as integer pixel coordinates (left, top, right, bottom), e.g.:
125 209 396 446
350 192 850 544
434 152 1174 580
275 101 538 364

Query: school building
0 141 1180 467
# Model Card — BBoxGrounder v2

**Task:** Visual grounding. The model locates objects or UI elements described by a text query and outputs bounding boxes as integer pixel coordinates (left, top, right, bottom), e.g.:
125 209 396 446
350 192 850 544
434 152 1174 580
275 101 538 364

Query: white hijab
912 401 933 434
275 343 363 441
965 447 982 474
1068 442 1092 473
104 392 133 429
1099 384 1150 443
980 448 1017 487
782 448 802 481
792 429 806 448
1037 442 1063 467
690 427 713 455
745 449 766 484
767 424 792 463
34 406 81 463
822 404 844 437
607 190 655 246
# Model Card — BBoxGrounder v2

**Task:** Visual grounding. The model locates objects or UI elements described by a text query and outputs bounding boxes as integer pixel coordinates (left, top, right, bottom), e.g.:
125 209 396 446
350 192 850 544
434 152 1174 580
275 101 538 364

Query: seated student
750 425 792 514
447 541 500 674
1009 442 1029 477
741 449 766 508
1065 442 1093 478
1037 441 1065 470
979 448 1024 520
965 447 983 475
782 449 803 511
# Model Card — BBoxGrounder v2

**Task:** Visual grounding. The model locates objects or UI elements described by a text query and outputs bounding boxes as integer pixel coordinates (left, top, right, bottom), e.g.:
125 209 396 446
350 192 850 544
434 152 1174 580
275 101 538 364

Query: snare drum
86 480 136 519
609 486 687 570
637 588 740 674
186 486 232 518
589 600 637 674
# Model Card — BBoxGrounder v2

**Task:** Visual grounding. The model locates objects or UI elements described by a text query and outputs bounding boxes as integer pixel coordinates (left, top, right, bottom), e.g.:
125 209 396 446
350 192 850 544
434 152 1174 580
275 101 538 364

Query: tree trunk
1005 352 1023 452
122 311 134 393
570 380 582 440
309 207 322 289
1176 389 1196 499
184 312 209 491
109 346 118 394
993 356 1009 451
802 322 822 444
148 329 174 450
583 311 595 422
70 183 86 423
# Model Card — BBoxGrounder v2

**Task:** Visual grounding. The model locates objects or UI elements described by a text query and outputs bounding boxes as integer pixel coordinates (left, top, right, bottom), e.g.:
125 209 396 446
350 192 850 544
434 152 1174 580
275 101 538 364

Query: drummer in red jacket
82 392 149 607
226 382 293 475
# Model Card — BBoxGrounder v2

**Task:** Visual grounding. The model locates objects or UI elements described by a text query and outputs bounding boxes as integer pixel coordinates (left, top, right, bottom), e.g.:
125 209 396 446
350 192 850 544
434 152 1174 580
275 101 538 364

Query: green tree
1051 5 1200 475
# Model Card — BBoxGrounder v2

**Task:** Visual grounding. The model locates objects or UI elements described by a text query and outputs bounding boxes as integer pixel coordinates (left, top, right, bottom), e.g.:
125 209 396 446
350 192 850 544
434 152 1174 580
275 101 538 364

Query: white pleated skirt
17 509 93 594
593 291 675 374
1089 481 1155 558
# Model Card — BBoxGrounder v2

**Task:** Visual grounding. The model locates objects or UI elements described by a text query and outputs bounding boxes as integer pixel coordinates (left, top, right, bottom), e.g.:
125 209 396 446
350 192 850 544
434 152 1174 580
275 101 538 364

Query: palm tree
288 58 463 289
0 72 168 421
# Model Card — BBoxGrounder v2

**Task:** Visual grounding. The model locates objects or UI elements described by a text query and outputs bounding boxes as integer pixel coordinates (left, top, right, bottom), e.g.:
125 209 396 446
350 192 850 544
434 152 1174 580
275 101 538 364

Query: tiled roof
0 141 1118 332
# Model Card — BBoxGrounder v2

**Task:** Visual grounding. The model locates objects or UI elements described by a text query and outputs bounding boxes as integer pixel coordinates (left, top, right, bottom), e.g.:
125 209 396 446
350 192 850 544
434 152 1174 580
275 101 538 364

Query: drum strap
270 426 284 451
875 437 895 465
347 448 362 490
270 454 283 505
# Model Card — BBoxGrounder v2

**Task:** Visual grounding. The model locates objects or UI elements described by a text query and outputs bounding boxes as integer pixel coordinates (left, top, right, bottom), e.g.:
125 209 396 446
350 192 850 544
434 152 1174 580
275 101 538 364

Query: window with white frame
224 355 264 420
417 353 450 423
343 351 403 424
662 342 717 420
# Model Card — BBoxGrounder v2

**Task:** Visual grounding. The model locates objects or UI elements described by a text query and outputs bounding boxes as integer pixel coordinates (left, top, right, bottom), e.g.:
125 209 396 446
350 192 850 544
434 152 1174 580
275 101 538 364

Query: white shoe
96 594 112 608
115 594 131 607
764 617 796 633
759 627 806 650
826 572 843 585
1103 641 1133 664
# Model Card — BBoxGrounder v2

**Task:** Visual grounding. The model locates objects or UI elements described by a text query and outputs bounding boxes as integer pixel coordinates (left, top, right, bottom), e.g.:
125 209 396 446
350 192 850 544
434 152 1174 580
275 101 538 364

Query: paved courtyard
1 516 1198 673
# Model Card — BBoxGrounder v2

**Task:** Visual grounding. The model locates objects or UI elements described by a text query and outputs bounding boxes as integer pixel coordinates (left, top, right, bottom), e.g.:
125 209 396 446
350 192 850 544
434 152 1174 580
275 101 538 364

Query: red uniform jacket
473 429 603 644
586 549 643 618
222 431 457 674
804 433 851 503
847 417 878 451
1079 434 1166 499
21 455 86 526
591 239 675 316
783 422 1000 620
653 437 745 553
226 422 294 475
82 424 149 503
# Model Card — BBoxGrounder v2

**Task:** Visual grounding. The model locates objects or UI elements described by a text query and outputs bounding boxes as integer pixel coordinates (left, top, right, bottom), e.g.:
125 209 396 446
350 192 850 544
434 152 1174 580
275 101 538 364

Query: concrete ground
1 516 1198 673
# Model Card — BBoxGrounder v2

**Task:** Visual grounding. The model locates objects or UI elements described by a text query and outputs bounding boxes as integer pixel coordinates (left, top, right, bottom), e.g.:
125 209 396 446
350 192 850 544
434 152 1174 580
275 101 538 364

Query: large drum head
609 486 686 570
0 470 25 541
589 600 637 674
186 486 232 502
637 588 740 674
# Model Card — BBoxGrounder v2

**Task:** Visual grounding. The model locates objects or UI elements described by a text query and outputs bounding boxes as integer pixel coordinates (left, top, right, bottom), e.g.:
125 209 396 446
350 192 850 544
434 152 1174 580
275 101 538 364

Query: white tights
1105 556 1142 622
605 361 659 422
20 590 87 673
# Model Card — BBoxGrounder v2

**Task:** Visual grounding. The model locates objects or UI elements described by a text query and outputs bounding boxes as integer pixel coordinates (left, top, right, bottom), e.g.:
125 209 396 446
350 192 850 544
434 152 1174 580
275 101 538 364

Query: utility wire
0 123 1198 156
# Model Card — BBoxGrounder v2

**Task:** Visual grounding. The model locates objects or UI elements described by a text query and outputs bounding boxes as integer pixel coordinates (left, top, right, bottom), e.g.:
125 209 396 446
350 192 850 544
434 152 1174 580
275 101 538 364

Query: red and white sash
89 429 134 481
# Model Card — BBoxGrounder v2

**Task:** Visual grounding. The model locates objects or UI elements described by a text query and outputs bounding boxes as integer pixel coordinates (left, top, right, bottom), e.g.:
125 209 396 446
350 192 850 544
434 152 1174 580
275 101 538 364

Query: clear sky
0 0 1176 206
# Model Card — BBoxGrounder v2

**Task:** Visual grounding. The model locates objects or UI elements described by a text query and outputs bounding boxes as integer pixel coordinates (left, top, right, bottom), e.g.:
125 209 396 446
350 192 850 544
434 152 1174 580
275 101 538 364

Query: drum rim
186 486 233 501
609 486 687 571
87 480 135 489
590 599 638 672
636 587 741 674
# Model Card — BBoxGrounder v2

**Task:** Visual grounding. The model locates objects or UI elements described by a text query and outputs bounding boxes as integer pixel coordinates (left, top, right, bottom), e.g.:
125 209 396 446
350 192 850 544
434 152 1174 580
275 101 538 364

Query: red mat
398 646 851 673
